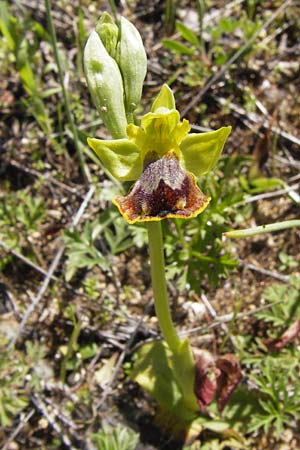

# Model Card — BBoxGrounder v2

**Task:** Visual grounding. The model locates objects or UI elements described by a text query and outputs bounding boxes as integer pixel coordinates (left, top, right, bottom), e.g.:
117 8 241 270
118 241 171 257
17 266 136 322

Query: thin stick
244 184 299 204
44 0 90 183
0 409 35 450
0 239 57 280
179 299 284 338
96 302 153 409
9 185 96 348
31 395 73 449
10 159 79 195
214 96 300 148
243 262 290 283
182 0 293 115
199 293 217 319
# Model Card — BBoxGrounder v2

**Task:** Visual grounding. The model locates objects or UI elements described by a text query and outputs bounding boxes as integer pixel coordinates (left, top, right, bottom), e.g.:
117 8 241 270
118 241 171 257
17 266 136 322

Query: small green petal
151 84 175 112
87 137 142 181
174 118 191 144
126 123 146 148
180 126 232 176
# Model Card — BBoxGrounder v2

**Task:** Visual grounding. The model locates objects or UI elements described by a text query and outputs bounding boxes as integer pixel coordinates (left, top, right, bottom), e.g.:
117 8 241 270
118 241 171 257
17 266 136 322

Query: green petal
151 84 176 112
174 119 191 144
126 123 146 149
180 126 232 176
87 137 142 181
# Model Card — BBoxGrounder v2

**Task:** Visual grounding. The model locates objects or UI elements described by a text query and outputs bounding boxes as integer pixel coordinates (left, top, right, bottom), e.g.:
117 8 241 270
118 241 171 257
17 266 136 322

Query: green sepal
151 84 176 112
83 31 127 139
87 137 142 181
180 126 232 176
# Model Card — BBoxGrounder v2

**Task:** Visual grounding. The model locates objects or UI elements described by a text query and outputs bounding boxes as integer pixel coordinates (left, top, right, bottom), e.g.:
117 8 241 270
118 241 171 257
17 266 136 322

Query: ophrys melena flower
88 85 231 224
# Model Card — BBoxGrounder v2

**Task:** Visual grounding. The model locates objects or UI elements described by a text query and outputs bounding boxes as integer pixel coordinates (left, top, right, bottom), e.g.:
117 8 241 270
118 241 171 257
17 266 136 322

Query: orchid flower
88 84 231 224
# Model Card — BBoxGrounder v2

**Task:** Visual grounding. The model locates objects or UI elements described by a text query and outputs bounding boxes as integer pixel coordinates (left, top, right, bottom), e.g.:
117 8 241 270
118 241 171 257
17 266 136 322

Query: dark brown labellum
113 152 210 223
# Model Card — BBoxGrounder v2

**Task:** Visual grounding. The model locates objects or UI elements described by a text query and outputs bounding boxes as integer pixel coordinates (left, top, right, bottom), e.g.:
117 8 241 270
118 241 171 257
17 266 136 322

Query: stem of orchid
147 221 181 353
126 111 135 124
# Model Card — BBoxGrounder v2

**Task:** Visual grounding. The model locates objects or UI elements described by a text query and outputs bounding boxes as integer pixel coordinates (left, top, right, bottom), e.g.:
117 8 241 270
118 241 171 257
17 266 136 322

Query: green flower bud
117 17 147 119
95 12 119 59
84 30 127 138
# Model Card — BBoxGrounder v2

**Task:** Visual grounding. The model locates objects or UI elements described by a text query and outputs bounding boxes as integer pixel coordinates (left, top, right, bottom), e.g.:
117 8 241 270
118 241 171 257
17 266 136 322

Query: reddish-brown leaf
194 350 219 412
216 354 242 412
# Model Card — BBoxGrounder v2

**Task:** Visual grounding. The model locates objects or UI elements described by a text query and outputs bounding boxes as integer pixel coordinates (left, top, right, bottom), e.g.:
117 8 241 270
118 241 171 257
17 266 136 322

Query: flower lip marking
113 151 210 224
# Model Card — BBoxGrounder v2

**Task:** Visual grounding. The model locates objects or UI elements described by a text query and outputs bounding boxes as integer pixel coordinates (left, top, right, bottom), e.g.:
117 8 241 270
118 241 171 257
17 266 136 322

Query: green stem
147 222 181 353
224 219 300 239
44 0 90 184
164 0 176 34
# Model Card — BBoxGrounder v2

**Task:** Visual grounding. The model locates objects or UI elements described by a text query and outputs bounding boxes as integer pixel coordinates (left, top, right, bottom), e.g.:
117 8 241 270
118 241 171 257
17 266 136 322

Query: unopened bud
96 12 119 59
84 30 127 138
117 17 147 118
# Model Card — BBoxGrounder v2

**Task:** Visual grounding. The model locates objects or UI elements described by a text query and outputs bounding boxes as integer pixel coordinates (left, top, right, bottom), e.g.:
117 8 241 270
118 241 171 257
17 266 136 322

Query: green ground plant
242 276 300 438
91 423 139 450
0 340 45 427
0 188 47 269
0 1 52 134
162 8 262 87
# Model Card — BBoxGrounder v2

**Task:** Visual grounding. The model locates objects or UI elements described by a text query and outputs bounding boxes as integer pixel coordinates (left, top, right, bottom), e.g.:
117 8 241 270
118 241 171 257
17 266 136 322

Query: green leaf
176 21 199 46
162 39 194 55
63 222 110 281
0 1 18 52
201 420 230 432
131 340 183 411
92 424 139 450
180 126 232 176
87 137 142 181
131 341 207 442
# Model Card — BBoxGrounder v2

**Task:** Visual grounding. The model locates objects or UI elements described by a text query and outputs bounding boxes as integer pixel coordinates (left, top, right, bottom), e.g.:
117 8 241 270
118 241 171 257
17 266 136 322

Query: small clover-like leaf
87 138 142 181
180 126 232 176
